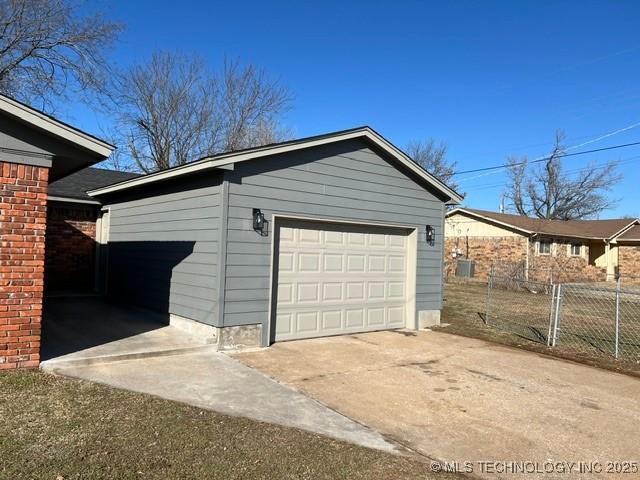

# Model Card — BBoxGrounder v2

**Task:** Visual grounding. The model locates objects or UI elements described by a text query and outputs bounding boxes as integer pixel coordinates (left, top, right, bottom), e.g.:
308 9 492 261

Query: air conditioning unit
456 259 475 278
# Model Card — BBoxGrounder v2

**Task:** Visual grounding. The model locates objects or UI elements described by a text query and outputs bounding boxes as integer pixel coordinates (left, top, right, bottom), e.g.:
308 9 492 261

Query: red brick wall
0 162 48 369
45 203 97 291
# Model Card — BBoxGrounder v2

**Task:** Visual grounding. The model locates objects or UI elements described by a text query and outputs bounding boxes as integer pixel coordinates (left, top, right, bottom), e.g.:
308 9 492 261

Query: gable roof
446 208 638 241
0 94 114 158
87 126 463 203
616 225 640 242
48 167 140 203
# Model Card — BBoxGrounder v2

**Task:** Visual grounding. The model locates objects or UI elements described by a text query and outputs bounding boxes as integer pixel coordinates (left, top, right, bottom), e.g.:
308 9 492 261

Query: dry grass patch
0 370 462 480
440 282 640 377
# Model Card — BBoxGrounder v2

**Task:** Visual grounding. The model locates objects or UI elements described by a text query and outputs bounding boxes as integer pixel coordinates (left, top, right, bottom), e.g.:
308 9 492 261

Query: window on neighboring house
538 239 552 255
570 243 582 256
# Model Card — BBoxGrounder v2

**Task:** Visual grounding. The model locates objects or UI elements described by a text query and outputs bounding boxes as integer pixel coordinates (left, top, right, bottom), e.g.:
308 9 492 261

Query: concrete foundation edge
418 309 441 329
169 314 262 350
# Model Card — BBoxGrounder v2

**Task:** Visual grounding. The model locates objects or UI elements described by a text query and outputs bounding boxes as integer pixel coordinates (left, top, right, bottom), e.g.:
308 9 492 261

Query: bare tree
506 131 622 220
0 0 122 110
406 139 460 192
110 52 292 173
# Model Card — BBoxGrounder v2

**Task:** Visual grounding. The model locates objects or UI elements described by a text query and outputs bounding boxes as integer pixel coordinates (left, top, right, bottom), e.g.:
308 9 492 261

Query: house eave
48 195 101 205
446 207 533 236
0 94 114 158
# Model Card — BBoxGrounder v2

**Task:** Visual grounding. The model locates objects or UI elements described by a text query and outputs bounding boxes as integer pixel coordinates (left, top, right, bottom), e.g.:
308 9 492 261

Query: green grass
0 370 460 480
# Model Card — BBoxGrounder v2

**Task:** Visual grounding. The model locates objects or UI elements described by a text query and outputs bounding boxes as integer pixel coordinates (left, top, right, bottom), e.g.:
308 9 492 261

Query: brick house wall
444 234 608 283
0 161 48 369
444 236 528 281
45 203 97 291
618 245 640 282
528 239 606 283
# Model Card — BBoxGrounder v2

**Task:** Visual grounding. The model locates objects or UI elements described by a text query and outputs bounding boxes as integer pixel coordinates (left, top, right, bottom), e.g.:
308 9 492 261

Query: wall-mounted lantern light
426 224 435 246
253 208 266 234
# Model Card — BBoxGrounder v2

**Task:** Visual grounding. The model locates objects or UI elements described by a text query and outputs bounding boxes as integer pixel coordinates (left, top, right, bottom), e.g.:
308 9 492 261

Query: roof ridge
463 207 631 223
449 207 636 240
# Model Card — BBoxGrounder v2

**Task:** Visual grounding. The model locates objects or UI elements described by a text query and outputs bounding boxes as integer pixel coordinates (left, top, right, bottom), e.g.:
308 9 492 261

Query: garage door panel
388 282 405 299
388 255 406 273
279 252 294 272
323 254 343 272
323 282 343 301
276 313 293 336
324 231 344 245
277 283 293 304
388 306 405 325
298 253 320 272
368 282 385 300
297 312 319 333
346 282 365 300
368 255 386 272
297 283 319 302
322 310 342 330
346 308 365 328
367 307 385 326
275 221 410 341
346 254 366 272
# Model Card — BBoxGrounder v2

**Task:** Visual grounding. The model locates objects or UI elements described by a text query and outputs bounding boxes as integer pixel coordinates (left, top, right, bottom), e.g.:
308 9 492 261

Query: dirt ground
441 281 640 377
235 330 640 478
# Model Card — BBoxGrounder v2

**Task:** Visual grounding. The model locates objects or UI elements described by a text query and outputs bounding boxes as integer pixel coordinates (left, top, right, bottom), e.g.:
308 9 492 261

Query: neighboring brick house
445 208 640 283
45 168 139 292
0 94 113 369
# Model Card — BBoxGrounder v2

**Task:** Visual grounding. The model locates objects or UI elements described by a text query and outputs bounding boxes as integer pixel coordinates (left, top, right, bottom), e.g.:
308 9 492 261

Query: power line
452 140 640 177
461 154 640 193
457 121 640 182
564 122 640 151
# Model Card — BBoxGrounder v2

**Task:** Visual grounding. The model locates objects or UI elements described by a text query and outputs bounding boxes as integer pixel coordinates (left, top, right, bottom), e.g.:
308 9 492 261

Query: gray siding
104 173 222 325
222 139 447 336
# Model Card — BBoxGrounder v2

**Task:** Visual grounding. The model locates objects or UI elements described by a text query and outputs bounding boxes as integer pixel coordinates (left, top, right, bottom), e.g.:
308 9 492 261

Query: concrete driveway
41 296 394 453
234 330 640 469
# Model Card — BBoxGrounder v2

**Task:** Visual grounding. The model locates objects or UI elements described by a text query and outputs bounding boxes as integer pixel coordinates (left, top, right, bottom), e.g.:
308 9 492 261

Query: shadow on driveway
42 295 169 361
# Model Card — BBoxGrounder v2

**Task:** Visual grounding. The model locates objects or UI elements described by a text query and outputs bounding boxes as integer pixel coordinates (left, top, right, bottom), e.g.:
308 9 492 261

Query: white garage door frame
266 214 418 344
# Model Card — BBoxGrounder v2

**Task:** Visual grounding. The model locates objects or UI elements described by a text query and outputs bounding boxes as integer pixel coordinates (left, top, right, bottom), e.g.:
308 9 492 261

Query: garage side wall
222 139 446 343
103 173 222 325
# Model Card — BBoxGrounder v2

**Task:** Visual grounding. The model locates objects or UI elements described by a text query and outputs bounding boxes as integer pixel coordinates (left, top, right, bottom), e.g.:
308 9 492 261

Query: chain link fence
486 269 640 363
486 274 555 344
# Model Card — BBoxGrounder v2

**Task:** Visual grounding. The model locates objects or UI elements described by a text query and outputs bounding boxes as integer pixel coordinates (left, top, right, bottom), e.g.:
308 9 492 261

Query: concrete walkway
43 349 395 453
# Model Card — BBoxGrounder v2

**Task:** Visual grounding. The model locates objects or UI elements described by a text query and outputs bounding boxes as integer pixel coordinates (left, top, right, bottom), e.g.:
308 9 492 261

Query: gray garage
88 127 461 348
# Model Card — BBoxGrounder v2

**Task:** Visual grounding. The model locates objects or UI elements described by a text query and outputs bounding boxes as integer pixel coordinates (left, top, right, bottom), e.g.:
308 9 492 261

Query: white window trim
568 242 583 257
537 239 552 256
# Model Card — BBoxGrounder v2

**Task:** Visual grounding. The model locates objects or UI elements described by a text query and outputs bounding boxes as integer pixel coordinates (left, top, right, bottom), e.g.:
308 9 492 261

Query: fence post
547 284 557 347
485 265 494 325
551 284 562 347
614 276 621 359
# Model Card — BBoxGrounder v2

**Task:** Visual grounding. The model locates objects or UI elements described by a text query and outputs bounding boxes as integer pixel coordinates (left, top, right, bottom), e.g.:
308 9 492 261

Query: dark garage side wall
103 173 222 325
222 139 447 339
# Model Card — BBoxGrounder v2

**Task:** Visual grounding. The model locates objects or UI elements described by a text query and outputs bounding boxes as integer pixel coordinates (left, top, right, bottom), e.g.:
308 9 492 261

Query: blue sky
65 0 640 217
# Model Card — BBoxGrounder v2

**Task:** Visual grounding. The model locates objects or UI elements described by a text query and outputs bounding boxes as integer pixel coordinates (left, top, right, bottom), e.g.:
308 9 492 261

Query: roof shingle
617 225 640 242
449 208 636 240
48 167 140 201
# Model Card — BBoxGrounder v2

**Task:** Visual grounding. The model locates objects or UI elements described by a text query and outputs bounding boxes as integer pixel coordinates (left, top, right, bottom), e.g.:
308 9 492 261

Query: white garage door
274 221 409 341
